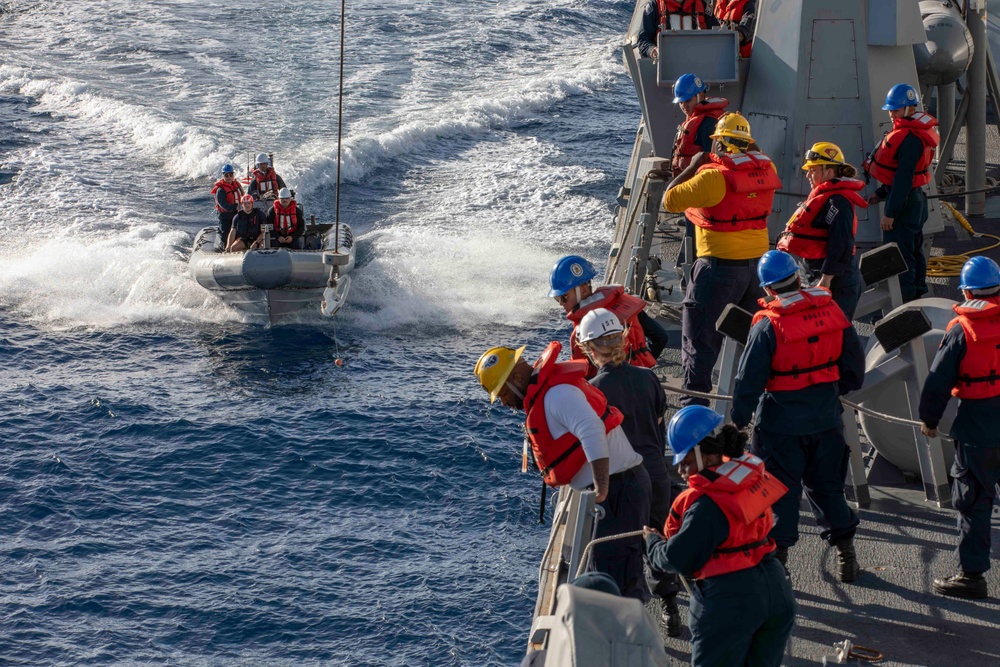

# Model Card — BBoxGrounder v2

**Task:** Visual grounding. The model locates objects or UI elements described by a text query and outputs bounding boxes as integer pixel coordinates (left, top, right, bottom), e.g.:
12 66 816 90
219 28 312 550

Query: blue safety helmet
221 163 236 174
958 256 1000 290
882 83 919 110
667 406 724 465
548 255 597 297
672 73 707 104
757 250 799 288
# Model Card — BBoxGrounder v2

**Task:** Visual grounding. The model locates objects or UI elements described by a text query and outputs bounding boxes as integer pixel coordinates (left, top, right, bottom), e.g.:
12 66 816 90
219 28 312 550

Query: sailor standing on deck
474 342 652 601
548 255 668 378
644 406 794 667
662 112 782 406
576 308 681 635
864 83 940 302
777 142 867 319
919 256 1000 600
731 250 866 581
670 74 728 179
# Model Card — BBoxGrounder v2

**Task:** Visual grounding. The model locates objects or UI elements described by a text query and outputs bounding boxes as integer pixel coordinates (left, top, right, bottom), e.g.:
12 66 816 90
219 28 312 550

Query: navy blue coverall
645 498 795 666
919 324 1000 574
731 315 865 548
675 118 719 272
215 186 240 245
875 133 929 301
802 189 864 319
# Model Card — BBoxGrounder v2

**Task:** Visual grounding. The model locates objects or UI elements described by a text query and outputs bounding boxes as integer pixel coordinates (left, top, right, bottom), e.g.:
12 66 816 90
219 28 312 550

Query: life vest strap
698 212 769 225
770 358 838 378
539 440 582 479
958 371 1000 385
788 231 828 242
714 538 770 555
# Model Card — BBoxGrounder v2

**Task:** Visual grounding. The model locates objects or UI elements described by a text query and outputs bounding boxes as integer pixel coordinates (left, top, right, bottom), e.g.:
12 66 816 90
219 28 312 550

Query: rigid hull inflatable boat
189 221 355 323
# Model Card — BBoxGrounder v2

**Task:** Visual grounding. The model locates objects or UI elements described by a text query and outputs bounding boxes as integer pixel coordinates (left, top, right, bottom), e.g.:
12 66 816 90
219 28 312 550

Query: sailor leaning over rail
548 255 668 379
662 111 782 407
576 308 681 635
776 142 866 319
864 83 940 302
731 250 865 581
919 256 1000 600
474 342 652 601
644 406 794 667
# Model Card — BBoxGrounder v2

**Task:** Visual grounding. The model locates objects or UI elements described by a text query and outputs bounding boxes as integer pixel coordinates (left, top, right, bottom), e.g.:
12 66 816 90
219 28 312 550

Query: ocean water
0 1 639 665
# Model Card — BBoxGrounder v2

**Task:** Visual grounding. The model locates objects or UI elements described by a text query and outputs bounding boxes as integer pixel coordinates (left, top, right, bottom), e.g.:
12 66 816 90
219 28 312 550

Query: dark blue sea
0 1 639 664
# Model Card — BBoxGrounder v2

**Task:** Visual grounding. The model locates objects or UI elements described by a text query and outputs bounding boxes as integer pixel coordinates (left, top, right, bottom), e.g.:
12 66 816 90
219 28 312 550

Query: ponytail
698 424 748 459
838 163 858 178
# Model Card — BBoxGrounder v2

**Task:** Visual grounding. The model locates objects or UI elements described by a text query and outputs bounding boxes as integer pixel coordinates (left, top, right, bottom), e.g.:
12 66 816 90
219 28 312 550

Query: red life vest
657 0 707 29
687 152 781 233
864 112 940 188
272 200 299 235
776 179 867 260
714 0 752 56
211 179 244 212
566 285 658 369
522 341 625 487
751 287 850 391
671 98 729 175
947 297 1000 399
252 167 281 198
664 453 786 579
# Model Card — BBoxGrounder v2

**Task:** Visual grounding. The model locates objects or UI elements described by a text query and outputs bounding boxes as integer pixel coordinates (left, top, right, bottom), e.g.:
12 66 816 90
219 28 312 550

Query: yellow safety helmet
802 141 845 170
474 345 526 403
709 112 754 150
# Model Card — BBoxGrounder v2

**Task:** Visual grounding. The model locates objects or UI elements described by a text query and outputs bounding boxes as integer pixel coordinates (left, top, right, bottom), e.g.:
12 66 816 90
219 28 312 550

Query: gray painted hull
188 225 355 323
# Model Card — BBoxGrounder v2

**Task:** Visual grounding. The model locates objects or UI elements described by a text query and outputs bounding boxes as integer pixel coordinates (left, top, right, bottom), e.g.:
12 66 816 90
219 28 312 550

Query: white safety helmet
277 187 292 199
256 152 270 165
577 308 625 344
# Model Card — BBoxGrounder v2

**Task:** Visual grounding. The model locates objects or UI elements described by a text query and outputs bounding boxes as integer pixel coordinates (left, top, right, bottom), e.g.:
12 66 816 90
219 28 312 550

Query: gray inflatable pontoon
188 221 355 323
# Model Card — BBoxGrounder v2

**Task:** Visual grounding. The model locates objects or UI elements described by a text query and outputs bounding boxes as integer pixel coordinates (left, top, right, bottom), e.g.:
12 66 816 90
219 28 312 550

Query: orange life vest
252 167 281 198
211 179 244 212
864 112 940 188
751 287 850 391
272 200 299 235
776 179 867 260
657 0 707 28
522 341 625 487
947 297 1000 399
714 0 752 56
671 98 729 175
686 152 781 233
566 286 658 369
664 453 786 579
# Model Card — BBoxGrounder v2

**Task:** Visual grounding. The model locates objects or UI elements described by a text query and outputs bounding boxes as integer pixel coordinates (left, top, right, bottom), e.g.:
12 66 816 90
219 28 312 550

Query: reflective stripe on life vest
671 98 728 175
949 297 1000 399
253 167 280 197
272 200 299 235
567 285 658 369
211 179 244 212
864 113 940 188
686 151 782 233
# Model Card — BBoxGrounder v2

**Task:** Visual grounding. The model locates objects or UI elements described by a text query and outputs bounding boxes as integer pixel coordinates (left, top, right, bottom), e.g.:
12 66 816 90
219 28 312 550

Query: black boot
933 572 988 599
774 546 789 576
834 537 860 583
661 596 682 638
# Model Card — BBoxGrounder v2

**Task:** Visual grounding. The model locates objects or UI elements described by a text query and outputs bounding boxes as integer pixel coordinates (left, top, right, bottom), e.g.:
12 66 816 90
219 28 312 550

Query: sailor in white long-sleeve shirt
474 341 652 600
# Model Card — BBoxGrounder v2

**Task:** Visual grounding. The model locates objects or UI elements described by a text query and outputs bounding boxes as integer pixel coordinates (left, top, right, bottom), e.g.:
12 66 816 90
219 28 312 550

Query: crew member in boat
864 83 940 302
661 112 781 406
474 342 651 601
635 0 709 61
248 152 287 201
714 0 756 58
227 194 266 252
576 308 681 635
731 250 865 582
776 142 866 319
211 163 245 247
267 188 305 249
919 256 1000 600
644 405 794 667
548 255 668 378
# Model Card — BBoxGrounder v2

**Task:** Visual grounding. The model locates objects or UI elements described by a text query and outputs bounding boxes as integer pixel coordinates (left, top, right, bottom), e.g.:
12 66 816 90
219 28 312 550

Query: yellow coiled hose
926 200 1000 277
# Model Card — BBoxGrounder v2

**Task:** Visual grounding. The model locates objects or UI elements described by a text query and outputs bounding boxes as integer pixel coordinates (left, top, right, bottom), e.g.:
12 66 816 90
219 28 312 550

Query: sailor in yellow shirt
662 112 782 406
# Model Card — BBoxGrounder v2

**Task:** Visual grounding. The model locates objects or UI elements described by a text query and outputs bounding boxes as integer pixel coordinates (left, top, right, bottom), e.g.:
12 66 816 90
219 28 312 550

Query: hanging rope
335 0 346 227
